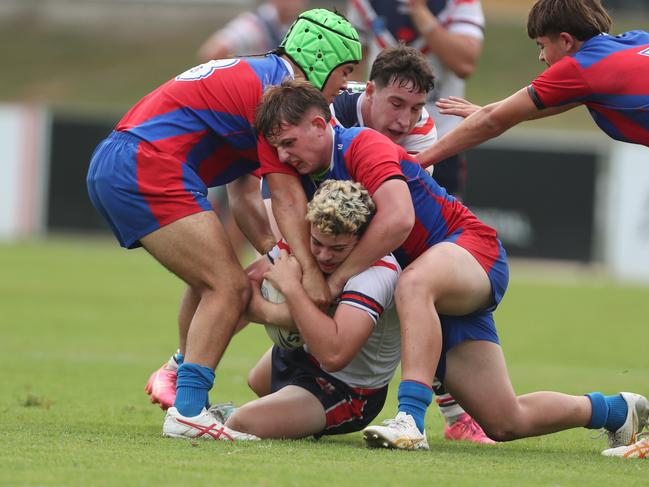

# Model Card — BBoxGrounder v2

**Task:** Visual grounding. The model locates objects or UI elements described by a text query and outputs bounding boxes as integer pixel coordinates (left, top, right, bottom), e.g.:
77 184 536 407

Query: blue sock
174 362 214 417
604 394 628 432
398 380 433 433
173 353 184 366
585 392 628 431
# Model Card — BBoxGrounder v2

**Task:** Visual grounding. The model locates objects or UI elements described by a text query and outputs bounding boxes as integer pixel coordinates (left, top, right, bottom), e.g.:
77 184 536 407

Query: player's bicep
373 179 414 222
331 304 375 362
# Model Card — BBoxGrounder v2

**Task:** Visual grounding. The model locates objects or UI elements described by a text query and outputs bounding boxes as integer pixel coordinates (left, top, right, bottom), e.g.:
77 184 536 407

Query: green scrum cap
280 9 362 91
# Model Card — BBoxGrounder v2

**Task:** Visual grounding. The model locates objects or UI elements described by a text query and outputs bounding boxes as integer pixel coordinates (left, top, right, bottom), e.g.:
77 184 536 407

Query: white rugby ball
260 279 304 350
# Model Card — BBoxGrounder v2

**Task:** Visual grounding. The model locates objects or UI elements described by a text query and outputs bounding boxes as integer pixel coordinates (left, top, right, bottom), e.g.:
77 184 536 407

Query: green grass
1 237 648 486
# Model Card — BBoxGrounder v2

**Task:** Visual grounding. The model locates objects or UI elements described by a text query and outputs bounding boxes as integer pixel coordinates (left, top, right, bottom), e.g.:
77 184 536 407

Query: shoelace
381 416 410 431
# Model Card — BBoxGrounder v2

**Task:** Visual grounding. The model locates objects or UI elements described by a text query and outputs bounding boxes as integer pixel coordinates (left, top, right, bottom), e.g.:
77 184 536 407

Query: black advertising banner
464 146 598 262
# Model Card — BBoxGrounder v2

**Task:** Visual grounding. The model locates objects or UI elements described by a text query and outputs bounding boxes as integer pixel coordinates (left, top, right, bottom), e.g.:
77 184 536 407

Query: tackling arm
327 179 413 296
267 172 331 308
265 250 374 372
417 87 542 168
226 173 276 254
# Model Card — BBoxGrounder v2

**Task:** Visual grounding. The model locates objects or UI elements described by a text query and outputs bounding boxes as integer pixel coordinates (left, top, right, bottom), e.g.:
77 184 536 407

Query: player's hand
436 96 481 118
263 249 303 294
301 265 331 309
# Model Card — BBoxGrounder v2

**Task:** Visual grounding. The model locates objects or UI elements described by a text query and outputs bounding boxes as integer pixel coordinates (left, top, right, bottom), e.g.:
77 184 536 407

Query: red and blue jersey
529 30 649 146
301 125 499 269
116 55 292 187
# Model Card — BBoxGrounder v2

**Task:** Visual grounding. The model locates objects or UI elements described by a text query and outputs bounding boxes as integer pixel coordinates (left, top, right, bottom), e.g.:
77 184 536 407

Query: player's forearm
417 103 507 167
329 207 411 291
281 282 347 370
227 176 276 254
268 174 319 273
246 300 296 330
410 5 481 78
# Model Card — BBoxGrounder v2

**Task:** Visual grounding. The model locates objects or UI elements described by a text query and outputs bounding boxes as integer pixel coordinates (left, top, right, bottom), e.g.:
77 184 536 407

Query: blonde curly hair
306 180 375 237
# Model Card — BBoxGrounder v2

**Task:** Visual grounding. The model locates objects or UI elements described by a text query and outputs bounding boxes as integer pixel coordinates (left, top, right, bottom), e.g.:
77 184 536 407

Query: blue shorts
271 346 388 438
87 131 212 248
435 310 500 381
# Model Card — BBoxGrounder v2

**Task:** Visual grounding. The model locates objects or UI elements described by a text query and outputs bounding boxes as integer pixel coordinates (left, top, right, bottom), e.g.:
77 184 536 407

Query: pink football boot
444 413 496 444
144 355 178 410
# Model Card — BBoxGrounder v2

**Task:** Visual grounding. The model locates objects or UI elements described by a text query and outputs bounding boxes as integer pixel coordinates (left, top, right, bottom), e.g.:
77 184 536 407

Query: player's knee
481 425 517 442
479 417 523 442
395 268 434 302
225 408 251 433
200 269 251 311
247 366 270 397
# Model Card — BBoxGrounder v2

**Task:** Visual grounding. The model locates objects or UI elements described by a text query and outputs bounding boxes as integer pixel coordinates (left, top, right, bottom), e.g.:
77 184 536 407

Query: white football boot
163 407 259 441
602 432 649 459
208 402 237 423
363 412 429 451
606 392 649 448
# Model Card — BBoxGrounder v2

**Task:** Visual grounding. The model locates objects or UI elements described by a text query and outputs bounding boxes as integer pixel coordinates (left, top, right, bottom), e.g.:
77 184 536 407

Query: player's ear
559 32 578 54
311 115 328 131
365 81 375 99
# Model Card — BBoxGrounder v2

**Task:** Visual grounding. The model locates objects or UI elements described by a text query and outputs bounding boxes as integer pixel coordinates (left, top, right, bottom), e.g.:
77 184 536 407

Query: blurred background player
330 44 492 444
346 0 484 197
198 0 307 61
418 0 649 170
219 180 403 440
88 8 361 440
254 79 649 453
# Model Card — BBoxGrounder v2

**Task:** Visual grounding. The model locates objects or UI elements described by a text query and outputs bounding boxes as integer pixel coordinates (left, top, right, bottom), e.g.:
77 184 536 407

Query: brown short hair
369 44 435 94
254 79 331 140
527 0 611 41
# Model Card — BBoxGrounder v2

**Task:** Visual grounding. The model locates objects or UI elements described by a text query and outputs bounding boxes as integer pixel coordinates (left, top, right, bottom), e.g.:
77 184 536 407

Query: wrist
260 236 277 255
281 279 305 298
417 17 439 36
328 272 346 291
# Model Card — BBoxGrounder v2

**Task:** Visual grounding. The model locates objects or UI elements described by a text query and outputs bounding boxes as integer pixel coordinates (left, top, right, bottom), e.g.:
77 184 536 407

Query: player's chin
387 130 406 143
319 262 337 274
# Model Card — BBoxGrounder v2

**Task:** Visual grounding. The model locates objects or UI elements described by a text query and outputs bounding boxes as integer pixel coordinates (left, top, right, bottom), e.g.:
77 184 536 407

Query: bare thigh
225 385 326 439
397 242 492 316
140 210 246 292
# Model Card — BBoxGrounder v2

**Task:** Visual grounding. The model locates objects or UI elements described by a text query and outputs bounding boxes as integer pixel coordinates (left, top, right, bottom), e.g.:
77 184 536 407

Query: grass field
1 237 648 486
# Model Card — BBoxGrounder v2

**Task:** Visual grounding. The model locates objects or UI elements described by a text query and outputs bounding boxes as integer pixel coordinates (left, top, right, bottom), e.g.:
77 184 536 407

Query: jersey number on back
176 59 240 81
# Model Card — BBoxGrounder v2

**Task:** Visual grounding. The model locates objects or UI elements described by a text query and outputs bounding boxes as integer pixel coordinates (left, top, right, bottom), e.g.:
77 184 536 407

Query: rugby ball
260 279 304 350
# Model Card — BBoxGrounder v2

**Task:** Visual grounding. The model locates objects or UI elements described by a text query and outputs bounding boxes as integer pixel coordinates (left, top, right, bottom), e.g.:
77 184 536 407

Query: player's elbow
453 62 475 80
319 350 352 373
478 104 508 136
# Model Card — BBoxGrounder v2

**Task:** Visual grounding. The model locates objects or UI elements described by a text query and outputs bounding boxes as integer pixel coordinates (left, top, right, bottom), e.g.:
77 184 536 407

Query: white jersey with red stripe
347 0 484 136
331 90 437 155
268 242 401 389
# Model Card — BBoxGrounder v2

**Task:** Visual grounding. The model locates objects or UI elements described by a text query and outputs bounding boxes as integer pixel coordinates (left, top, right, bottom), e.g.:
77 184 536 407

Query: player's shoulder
402 108 437 153
370 254 401 275
344 254 401 294
332 91 362 128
